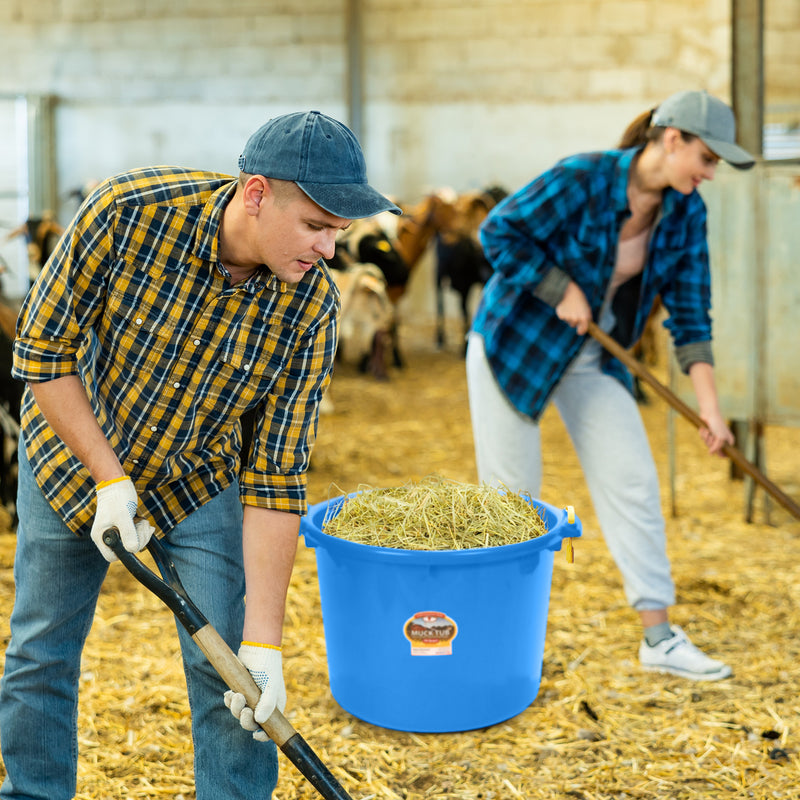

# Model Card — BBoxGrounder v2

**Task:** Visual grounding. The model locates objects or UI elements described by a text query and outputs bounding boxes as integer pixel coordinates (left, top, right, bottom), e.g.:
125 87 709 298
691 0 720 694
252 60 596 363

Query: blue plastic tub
300 493 581 733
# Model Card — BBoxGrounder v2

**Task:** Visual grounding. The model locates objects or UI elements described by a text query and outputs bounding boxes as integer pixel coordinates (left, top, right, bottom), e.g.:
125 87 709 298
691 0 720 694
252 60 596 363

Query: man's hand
224 642 286 741
90 476 154 562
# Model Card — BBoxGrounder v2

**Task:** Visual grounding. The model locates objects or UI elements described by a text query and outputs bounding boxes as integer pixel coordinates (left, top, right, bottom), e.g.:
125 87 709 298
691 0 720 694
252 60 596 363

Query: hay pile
321 475 548 550
1 320 799 799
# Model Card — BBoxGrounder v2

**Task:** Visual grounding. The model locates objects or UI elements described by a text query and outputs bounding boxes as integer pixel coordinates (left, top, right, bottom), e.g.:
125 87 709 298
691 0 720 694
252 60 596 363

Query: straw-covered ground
1 320 798 799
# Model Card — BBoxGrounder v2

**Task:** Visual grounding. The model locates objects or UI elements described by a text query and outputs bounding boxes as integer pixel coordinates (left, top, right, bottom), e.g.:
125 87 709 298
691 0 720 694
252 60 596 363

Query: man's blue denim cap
652 90 755 169
238 111 401 218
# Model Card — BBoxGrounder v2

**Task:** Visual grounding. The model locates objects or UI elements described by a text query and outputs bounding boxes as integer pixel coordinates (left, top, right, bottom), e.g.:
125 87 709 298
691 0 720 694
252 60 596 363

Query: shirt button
132 459 139 465
150 425 157 432
135 317 143 326
173 382 180 389
243 364 251 371
193 339 201 346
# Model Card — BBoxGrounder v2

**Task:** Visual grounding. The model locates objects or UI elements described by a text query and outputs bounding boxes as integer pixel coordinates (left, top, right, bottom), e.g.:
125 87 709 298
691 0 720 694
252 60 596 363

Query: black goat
433 186 507 356
0 301 22 521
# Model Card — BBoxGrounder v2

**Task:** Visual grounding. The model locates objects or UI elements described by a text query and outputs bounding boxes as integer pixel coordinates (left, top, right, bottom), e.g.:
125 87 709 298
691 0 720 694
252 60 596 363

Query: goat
0 299 22 520
6 212 65 285
432 187 507 355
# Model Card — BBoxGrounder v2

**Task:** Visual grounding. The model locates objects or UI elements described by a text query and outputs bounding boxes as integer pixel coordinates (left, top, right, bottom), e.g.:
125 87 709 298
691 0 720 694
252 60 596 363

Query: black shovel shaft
103 528 355 800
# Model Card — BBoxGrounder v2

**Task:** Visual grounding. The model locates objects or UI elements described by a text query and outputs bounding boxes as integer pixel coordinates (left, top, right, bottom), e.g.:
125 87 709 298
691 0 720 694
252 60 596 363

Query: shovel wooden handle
192 623 353 799
104 531 355 800
191 624 297 745
586 321 800 521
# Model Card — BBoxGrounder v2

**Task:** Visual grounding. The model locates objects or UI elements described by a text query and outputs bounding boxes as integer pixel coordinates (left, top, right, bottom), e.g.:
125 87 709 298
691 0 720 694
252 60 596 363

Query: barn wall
0 0 797 311
0 1 766 202
0 0 351 212
765 0 800 119
1 0 797 203
362 0 735 197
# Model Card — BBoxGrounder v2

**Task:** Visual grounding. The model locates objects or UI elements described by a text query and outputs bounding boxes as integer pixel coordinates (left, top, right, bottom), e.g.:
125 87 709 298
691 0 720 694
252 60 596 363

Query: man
0 110 400 799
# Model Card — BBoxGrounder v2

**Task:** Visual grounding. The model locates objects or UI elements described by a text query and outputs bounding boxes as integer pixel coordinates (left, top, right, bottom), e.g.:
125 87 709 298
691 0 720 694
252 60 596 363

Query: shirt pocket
202 325 299 413
556 234 607 299
103 271 180 366
650 247 684 288
559 233 602 270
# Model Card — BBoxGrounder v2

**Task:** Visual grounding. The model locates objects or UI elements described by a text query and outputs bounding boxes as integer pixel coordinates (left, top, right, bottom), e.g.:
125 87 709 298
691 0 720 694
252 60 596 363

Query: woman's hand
697 409 735 456
555 281 592 335
688 362 734 456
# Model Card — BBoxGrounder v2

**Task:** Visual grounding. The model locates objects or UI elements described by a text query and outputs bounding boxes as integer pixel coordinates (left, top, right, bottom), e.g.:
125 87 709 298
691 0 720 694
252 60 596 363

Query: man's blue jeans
0 438 278 799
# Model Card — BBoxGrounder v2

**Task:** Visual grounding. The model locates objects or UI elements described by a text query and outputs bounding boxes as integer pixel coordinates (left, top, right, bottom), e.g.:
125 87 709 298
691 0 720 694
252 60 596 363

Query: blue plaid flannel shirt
474 147 714 421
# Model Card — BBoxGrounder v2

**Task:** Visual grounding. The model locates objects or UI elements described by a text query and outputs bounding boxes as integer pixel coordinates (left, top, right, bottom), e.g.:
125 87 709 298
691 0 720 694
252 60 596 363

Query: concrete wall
0 0 797 302
766 0 800 116
1 0 352 206
0 0 740 204
362 0 736 197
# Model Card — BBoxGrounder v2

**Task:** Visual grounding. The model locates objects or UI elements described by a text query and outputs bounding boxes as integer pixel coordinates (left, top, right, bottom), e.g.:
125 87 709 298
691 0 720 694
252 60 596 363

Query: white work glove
90 476 155 562
224 642 286 742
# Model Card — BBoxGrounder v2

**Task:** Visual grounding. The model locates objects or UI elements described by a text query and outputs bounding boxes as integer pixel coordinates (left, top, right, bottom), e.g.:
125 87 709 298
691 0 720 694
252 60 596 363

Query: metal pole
731 0 767 517
26 94 58 216
731 0 764 158
345 0 364 143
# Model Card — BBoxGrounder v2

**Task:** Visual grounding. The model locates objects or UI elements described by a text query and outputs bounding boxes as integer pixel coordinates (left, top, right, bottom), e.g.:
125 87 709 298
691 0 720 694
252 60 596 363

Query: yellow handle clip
564 506 576 563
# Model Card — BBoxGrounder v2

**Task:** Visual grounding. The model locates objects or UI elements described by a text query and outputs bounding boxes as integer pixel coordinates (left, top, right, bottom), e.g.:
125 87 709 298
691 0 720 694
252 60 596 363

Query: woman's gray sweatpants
466 331 675 611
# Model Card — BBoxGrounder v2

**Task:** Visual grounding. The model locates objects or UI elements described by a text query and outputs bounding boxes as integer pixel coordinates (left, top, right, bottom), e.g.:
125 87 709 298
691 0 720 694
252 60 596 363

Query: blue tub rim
301 491 582 564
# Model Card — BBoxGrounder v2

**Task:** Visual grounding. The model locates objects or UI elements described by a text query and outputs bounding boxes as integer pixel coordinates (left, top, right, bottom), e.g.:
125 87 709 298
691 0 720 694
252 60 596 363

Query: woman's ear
662 127 681 155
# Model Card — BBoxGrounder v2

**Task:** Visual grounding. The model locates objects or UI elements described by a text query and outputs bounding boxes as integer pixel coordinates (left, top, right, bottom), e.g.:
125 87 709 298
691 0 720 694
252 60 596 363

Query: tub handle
564 505 576 563
299 513 319 548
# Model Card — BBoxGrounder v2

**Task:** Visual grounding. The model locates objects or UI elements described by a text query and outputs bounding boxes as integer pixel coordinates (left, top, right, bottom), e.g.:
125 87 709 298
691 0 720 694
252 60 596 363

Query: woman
466 90 754 681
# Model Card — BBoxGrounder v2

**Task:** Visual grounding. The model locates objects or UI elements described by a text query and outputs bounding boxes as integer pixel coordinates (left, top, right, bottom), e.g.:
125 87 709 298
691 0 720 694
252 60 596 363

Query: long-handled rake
103 528 355 800
587 321 800 521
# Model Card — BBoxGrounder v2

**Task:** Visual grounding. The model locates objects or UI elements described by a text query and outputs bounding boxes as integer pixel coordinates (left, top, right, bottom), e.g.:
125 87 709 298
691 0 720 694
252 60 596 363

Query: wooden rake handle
586 321 800 521
103 530 355 800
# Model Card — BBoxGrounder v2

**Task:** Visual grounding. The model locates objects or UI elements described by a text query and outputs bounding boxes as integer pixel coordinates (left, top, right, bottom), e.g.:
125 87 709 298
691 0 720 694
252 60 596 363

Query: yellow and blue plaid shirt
13 166 339 536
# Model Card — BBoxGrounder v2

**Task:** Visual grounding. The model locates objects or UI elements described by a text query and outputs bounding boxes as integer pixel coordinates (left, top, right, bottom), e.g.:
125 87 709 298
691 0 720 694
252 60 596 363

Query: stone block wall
0 0 796 214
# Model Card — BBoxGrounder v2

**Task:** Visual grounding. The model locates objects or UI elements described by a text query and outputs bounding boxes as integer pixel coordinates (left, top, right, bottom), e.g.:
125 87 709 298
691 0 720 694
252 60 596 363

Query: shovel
102 528 355 800
586 321 800 521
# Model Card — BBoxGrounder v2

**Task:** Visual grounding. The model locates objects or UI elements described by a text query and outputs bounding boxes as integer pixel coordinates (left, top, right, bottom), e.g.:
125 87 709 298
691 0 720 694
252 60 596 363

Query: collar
195 181 320 294
215 260 275 293
196 180 282 293
195 179 237 265
617 146 682 220
613 147 641 214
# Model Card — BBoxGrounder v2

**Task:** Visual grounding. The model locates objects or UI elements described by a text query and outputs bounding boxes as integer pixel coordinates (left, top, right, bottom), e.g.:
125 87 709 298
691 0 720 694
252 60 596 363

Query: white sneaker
639 625 732 681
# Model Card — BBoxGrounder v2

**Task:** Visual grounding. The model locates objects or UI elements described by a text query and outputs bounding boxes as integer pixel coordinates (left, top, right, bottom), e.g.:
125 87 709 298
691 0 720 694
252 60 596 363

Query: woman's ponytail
618 108 657 148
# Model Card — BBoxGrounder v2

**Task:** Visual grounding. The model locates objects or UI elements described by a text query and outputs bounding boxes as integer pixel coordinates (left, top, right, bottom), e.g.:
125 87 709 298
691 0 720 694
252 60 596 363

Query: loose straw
322 475 547 550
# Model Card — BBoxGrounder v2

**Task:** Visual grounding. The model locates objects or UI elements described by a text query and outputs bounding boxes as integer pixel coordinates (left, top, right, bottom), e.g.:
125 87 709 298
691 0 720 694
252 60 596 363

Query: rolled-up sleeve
13 184 115 382
238 305 338 515
660 197 714 370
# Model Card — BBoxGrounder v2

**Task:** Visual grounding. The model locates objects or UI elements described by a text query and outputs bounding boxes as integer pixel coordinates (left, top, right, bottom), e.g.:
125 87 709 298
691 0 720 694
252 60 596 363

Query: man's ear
243 175 268 215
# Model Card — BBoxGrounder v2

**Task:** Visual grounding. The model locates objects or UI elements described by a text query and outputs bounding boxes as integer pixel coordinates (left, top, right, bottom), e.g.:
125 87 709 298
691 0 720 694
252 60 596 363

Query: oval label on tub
403 611 458 656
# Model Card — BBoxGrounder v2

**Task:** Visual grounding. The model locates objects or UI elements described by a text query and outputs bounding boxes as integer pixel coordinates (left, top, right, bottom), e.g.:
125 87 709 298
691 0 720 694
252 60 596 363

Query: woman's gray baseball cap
238 110 401 218
652 90 755 169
